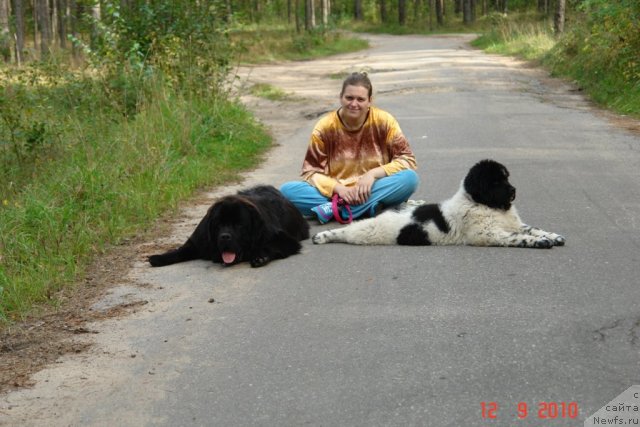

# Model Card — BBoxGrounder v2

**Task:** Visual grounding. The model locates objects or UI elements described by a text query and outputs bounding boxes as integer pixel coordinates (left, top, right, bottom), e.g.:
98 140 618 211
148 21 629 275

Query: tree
321 0 329 26
89 0 100 50
305 0 315 30
354 0 363 20
1 0 10 61
10 0 24 64
436 0 443 25
538 0 548 15
399 0 406 25
35 0 52 58
463 0 473 24
55 0 67 49
379 0 388 24
68 0 78 57
554 0 565 34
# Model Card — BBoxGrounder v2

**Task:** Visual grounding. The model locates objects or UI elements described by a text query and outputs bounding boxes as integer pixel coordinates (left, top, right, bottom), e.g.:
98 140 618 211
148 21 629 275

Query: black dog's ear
463 159 513 210
463 161 489 202
247 203 267 245
205 203 221 248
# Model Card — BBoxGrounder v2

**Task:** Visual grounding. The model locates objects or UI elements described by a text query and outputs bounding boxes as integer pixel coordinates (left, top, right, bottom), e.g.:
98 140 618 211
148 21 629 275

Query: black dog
149 185 309 268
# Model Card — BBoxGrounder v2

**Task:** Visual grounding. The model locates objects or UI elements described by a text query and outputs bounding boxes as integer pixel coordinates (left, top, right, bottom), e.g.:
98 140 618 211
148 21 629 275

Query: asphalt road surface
2 34 639 427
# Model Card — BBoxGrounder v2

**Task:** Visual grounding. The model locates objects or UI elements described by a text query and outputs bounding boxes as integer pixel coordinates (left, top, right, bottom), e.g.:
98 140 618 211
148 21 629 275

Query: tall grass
473 12 556 60
0 27 369 323
473 8 640 117
230 27 369 63
0 67 271 322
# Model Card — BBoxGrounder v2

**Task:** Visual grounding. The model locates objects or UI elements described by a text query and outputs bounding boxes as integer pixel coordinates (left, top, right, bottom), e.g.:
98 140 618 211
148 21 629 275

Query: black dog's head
463 159 516 210
208 195 266 266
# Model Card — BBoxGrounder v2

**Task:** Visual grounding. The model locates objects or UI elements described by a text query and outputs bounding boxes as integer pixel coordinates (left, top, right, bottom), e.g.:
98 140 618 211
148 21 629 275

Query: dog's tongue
222 251 236 265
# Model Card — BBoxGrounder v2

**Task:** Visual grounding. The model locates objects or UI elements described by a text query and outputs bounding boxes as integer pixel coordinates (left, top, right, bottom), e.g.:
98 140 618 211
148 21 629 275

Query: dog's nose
510 187 516 201
219 232 231 241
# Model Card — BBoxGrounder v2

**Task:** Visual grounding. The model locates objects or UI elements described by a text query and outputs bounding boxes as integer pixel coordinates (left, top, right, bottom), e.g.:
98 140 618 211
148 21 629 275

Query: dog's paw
552 234 566 246
312 232 329 244
533 238 554 249
250 256 270 268
148 255 163 267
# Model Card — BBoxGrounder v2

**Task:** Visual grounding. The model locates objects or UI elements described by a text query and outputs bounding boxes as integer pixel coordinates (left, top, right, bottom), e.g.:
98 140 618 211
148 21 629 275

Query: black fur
148 185 309 268
463 159 515 210
411 204 450 233
397 223 431 245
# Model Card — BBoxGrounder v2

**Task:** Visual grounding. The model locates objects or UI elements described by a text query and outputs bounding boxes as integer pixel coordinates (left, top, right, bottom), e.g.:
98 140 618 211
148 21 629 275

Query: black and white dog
312 159 565 248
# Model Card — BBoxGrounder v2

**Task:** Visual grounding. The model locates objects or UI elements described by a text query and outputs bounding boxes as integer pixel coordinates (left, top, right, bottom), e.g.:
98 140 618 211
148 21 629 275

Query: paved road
2 34 639 427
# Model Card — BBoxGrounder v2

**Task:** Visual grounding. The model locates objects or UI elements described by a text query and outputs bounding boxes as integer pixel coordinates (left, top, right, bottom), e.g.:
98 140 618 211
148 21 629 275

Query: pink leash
331 194 353 224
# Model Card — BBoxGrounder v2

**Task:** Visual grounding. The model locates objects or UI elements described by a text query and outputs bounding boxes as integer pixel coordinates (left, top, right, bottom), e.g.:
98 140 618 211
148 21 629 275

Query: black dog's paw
250 255 271 268
148 255 164 267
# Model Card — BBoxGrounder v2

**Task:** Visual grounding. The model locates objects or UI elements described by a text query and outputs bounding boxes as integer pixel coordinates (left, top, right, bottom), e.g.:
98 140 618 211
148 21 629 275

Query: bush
544 0 640 114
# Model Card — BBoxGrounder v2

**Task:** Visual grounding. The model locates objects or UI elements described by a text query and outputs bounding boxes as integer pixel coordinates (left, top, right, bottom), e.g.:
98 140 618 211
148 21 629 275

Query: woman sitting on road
280 72 419 224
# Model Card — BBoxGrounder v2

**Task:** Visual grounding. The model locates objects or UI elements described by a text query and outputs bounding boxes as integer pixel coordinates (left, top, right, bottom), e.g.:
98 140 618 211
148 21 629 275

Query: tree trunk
90 0 100 50
11 0 24 63
36 0 52 58
462 0 472 24
0 0 10 61
68 0 77 57
379 0 387 23
398 0 406 25
56 0 67 48
295 0 301 32
304 0 313 30
554 0 565 34
436 0 443 25
538 0 547 15
354 0 362 20
321 0 328 25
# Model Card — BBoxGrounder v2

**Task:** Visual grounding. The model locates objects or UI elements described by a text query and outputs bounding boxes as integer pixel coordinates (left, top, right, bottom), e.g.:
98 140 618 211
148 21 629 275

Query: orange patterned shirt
301 106 417 197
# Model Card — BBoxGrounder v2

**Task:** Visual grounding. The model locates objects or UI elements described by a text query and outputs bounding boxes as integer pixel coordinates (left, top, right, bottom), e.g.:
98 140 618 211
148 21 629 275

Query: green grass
472 11 640 117
230 28 369 63
0 26 370 324
249 83 296 101
0 79 271 321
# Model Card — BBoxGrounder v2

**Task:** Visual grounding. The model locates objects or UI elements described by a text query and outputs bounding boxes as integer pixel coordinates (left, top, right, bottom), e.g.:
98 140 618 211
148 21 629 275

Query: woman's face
339 85 371 123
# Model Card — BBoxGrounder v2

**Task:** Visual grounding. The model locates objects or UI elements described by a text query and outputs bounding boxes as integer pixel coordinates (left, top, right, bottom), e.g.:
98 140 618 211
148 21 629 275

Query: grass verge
1 27 369 324
0 77 270 323
231 27 369 63
473 11 640 118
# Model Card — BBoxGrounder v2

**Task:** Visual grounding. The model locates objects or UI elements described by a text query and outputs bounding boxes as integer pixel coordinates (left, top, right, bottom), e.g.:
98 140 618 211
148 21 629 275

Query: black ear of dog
463 159 513 210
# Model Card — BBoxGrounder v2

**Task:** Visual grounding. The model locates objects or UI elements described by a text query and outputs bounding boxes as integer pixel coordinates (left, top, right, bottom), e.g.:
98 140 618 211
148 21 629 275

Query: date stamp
481 401 580 421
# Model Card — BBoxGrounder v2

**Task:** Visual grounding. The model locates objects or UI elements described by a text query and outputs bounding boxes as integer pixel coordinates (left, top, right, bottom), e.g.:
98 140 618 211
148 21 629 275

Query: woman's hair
340 72 373 98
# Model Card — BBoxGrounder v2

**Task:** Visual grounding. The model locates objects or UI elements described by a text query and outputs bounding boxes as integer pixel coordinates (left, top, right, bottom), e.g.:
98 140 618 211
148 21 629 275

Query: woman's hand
334 168 386 205
334 184 360 205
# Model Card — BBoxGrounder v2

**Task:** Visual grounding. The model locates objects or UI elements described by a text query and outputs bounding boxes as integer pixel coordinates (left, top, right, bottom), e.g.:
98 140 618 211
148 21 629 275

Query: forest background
0 0 638 323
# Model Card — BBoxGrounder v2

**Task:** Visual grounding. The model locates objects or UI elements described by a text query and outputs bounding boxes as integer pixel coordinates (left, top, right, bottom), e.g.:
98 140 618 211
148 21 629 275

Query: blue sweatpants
280 169 419 220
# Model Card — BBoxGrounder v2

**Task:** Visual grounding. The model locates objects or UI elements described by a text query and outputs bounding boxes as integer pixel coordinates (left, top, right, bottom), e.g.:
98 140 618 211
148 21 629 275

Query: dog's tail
148 241 198 267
